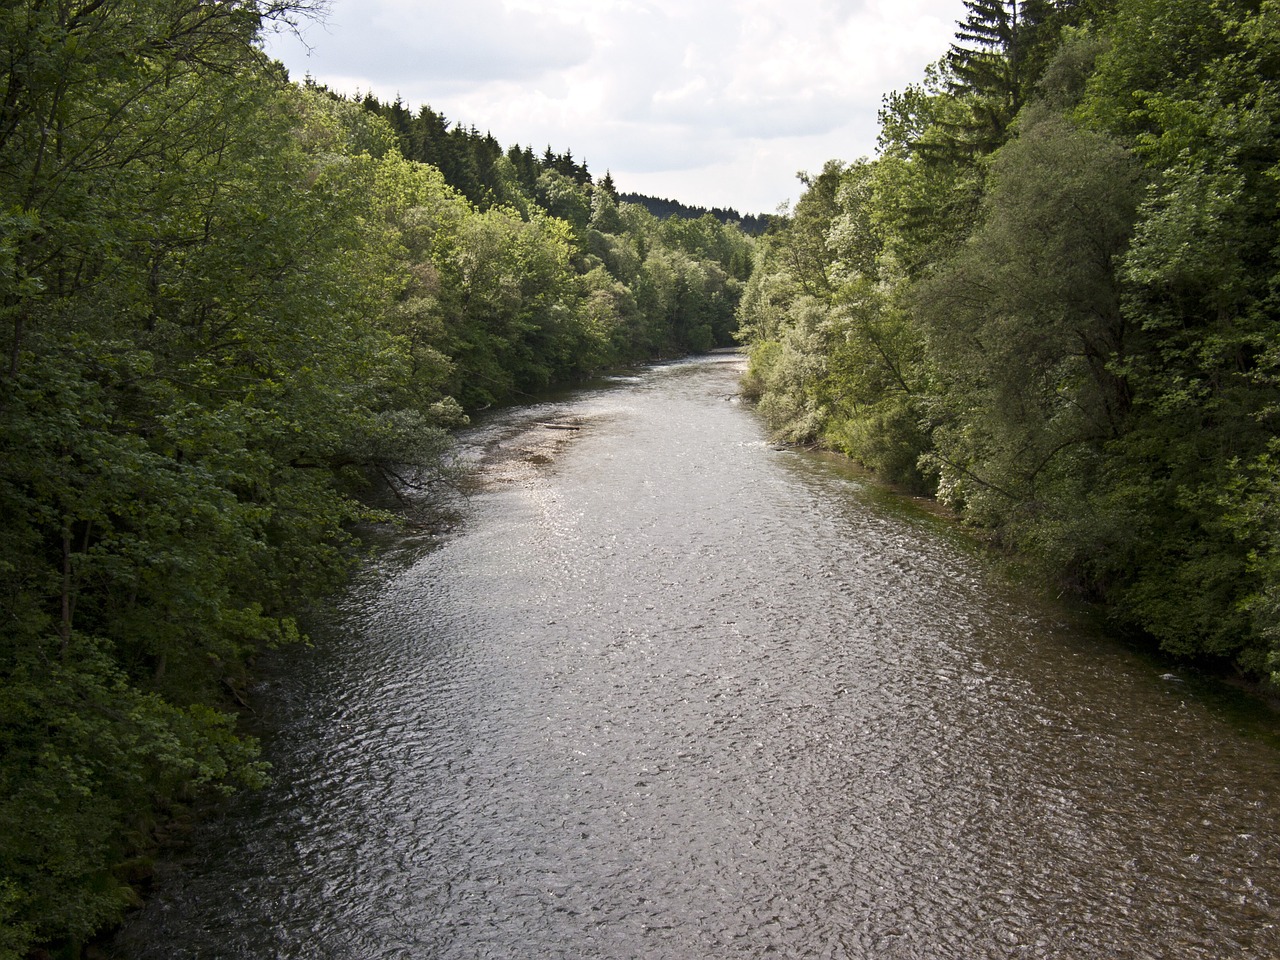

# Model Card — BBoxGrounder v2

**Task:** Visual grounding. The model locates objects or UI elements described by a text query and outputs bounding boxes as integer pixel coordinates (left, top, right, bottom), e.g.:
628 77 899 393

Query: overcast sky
262 0 968 215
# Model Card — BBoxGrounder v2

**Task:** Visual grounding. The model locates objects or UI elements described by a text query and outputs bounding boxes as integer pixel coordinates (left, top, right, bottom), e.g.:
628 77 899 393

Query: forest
0 2 751 955
740 0 1280 689
3 0 1279 955
346 93 772 233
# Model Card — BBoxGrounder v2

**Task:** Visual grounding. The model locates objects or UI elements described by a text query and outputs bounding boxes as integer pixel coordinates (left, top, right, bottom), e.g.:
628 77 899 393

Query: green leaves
916 107 1141 516
737 0 1280 679
0 6 471 953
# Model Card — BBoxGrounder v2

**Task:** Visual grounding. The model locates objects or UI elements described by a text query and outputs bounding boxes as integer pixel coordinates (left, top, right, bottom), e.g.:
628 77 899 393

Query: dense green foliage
315 87 753 395
616 193 770 236
739 0 1280 682
0 4 752 954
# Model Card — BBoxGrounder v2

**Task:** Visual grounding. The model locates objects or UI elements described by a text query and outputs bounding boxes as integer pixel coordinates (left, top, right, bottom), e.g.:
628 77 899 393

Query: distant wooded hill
346 88 769 232
618 193 770 235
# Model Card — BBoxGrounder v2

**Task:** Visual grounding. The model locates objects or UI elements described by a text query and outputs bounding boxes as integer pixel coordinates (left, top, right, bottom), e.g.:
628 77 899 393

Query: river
111 352 1280 959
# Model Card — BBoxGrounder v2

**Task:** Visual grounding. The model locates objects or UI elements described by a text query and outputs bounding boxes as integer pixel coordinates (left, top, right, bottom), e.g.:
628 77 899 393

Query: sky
261 0 968 216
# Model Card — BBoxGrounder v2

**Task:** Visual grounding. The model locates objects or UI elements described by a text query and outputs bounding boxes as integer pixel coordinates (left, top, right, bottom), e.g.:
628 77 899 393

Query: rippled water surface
113 353 1280 959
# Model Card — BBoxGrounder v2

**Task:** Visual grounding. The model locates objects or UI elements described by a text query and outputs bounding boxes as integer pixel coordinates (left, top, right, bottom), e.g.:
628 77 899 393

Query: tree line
617 193 771 236
0 3 754 955
739 0 1280 684
349 89 771 234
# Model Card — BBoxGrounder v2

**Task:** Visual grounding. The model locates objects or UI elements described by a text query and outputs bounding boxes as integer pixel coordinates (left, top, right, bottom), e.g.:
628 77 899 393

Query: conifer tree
941 0 1055 155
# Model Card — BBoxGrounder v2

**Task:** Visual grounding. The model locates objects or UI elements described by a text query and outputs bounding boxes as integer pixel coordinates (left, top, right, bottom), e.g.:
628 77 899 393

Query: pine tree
941 0 1055 156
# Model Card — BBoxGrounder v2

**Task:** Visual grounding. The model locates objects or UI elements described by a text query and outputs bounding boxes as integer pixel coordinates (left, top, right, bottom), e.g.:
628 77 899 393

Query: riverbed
111 352 1280 959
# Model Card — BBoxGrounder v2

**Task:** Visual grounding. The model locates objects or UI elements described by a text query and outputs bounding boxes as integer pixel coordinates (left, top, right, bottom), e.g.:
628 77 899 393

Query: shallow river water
112 352 1280 959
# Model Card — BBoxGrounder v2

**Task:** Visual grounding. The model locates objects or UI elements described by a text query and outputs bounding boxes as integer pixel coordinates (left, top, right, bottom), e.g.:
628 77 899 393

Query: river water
112 352 1280 959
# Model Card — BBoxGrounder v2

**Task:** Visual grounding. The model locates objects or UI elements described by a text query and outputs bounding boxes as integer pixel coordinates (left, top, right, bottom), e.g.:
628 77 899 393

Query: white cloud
264 0 966 213
280 0 592 84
